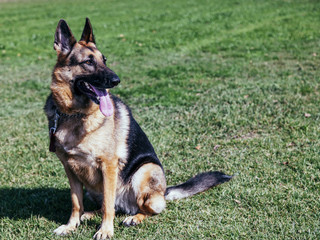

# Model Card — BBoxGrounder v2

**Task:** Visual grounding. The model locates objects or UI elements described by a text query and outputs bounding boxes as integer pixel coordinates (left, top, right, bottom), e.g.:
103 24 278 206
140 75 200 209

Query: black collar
57 110 86 119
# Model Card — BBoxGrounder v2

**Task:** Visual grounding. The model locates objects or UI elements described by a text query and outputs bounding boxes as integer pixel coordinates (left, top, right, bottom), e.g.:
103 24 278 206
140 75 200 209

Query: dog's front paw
53 224 76 235
122 215 143 227
81 210 100 222
93 226 114 240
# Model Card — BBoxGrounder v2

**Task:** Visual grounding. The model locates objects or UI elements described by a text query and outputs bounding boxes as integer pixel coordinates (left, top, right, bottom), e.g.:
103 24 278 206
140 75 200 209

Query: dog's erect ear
54 19 76 55
80 18 95 44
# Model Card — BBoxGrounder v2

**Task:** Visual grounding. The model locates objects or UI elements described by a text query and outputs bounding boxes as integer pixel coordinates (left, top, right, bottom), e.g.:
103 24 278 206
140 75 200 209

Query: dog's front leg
93 158 118 240
54 163 83 235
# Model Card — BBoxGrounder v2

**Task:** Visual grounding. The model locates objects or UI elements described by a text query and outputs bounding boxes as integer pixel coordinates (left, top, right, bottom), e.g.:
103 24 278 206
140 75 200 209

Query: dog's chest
57 117 114 154
55 119 116 186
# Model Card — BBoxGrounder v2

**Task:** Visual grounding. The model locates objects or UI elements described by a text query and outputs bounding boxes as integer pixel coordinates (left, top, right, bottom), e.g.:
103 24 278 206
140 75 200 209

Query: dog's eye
85 60 93 65
102 55 107 64
84 59 93 66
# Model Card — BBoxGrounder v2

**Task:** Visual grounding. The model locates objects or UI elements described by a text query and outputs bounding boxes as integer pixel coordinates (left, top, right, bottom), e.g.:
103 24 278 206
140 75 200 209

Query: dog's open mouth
77 80 114 117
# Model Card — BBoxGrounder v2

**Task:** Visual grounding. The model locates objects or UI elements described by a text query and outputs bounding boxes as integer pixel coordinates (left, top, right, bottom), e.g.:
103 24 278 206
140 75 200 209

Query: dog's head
51 18 120 117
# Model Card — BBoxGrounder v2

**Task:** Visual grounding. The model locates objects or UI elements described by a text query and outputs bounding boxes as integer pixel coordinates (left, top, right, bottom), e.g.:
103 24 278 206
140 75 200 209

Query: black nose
111 76 120 87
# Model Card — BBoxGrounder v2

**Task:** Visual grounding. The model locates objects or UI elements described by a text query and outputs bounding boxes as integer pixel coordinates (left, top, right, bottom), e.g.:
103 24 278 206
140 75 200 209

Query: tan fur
50 38 124 238
120 164 166 220
48 19 168 239
95 158 118 238
124 163 166 225
51 93 166 237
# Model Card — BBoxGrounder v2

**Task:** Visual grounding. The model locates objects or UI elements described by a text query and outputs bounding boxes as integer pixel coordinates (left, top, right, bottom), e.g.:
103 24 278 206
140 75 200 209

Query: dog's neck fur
48 90 112 138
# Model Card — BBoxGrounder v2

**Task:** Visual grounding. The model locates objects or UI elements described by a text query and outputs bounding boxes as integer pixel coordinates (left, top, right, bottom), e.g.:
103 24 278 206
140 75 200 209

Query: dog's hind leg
123 163 166 226
54 162 84 235
122 192 165 226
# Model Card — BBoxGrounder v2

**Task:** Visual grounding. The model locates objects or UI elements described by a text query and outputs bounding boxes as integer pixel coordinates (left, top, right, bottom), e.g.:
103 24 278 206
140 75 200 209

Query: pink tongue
90 85 114 117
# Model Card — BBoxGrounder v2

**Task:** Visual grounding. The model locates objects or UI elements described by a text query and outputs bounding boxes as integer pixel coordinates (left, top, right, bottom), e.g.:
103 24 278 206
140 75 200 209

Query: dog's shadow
0 187 98 224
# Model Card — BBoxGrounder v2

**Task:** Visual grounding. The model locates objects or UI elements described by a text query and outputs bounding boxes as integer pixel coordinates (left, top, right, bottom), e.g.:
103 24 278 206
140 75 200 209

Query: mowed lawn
0 0 320 239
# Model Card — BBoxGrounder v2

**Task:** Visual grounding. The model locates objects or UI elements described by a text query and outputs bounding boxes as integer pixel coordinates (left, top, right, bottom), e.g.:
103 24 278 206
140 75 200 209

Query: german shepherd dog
44 18 232 239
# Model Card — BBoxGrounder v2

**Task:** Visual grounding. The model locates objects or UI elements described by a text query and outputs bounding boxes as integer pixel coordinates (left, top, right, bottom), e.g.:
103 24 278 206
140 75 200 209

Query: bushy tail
165 171 232 201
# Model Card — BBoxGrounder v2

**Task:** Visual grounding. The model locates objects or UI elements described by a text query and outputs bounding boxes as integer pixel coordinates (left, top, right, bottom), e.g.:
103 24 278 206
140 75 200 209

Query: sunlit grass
1 0 320 239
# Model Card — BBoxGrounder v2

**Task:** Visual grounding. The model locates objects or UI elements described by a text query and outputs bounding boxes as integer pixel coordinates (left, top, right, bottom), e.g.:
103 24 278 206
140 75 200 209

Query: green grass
1 0 320 239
